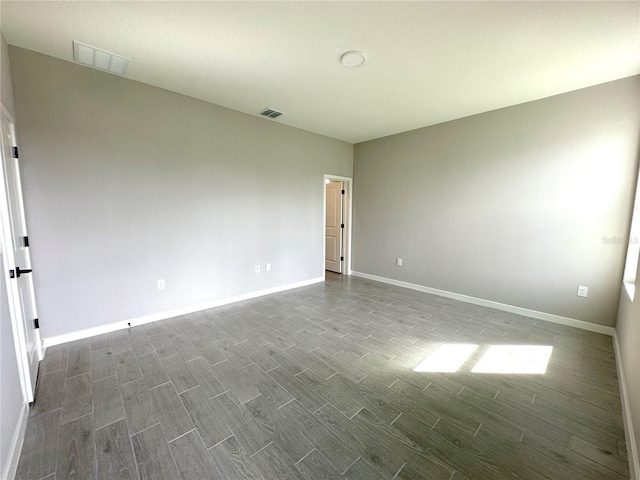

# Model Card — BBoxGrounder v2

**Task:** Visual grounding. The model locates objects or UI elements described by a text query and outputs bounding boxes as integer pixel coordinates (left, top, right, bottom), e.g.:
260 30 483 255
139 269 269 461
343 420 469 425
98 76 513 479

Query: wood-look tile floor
16 273 630 479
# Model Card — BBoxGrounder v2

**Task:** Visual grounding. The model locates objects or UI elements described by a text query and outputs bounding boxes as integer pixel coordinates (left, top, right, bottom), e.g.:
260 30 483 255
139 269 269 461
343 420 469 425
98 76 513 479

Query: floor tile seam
158 422 187 480
39 366 66 376
184 355 206 365
94 414 127 433
518 425 583 458
492 395 624 442
210 388 230 400
177 382 201 395
128 420 162 438
421 393 521 436
64 369 91 380
147 380 172 391
298 430 355 475
339 455 362 475
521 428 627 479
246 438 274 458
390 462 407 480
205 431 234 450
533 396 624 424
135 350 162 359
91 372 118 384
241 392 262 405
390 412 402 426
59 410 94 427
238 361 258 371
167 427 198 443
566 441 630 472
28 406 63 420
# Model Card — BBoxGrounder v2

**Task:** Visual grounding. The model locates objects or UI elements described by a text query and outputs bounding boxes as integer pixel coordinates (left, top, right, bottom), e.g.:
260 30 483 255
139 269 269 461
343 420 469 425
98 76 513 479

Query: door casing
0 105 42 403
323 174 353 277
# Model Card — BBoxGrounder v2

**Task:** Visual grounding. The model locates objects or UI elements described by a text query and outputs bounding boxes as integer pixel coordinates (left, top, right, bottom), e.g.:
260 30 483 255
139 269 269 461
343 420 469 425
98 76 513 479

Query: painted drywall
0 33 25 480
353 76 640 327
1 33 16 117
617 284 640 476
9 46 352 339
0 250 23 480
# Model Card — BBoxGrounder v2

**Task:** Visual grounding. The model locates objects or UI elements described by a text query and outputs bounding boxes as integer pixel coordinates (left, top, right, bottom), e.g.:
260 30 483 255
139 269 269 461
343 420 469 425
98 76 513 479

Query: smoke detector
340 51 366 68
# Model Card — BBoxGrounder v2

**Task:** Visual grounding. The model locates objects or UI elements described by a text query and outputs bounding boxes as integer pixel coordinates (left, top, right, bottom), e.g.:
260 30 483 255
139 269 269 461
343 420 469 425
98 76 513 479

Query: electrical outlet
255 265 260 273
396 258 403 266
157 279 165 290
577 285 588 297
266 263 271 272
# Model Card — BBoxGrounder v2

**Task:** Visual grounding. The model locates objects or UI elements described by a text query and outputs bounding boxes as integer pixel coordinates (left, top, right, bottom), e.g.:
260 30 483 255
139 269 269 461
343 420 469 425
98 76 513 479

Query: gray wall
1 33 15 116
0 32 24 479
353 76 640 327
617 279 640 474
9 46 352 339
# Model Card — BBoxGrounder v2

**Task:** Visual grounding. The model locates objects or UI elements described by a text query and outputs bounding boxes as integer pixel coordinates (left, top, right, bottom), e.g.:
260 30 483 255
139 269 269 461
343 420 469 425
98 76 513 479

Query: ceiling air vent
73 41 129 76
259 108 283 119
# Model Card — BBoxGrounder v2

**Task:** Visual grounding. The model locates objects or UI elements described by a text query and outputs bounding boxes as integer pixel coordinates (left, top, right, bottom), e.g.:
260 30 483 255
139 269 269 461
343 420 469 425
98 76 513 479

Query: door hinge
34 318 39 329
22 236 29 247
341 189 345 194
340 256 344 261
9 269 14 279
11 146 18 158
341 224 344 229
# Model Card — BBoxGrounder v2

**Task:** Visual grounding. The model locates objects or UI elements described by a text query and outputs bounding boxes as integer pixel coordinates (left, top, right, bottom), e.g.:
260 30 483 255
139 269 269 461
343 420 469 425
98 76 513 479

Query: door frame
323 174 353 277
0 104 41 403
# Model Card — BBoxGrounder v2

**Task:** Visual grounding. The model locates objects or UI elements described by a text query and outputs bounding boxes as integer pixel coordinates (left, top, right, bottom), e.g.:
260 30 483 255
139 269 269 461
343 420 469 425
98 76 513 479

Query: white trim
0 105 35 403
613 332 640 480
351 271 615 336
44 276 324 347
1 400 28 480
323 174 353 276
624 282 636 302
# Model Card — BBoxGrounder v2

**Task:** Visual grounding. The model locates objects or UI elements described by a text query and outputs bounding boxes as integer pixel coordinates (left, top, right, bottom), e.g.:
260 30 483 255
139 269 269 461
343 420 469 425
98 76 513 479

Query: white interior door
1 107 41 402
325 181 344 273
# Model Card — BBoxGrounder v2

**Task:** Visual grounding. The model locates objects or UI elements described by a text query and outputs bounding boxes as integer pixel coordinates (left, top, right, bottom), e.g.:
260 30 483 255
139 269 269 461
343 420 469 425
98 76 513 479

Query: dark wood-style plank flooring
16 273 630 479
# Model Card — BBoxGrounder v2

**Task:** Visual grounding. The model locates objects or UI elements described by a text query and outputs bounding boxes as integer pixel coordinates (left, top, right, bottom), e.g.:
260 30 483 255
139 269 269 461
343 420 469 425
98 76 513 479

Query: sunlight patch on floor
413 343 553 374
471 345 553 374
412 344 478 372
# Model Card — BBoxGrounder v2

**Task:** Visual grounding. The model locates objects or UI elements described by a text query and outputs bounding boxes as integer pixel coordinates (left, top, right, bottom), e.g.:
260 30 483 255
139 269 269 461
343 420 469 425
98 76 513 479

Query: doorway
0 105 41 403
324 175 352 276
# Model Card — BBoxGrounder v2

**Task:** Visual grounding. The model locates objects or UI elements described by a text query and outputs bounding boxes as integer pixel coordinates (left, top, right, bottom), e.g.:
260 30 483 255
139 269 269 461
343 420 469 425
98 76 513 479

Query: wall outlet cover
577 286 588 297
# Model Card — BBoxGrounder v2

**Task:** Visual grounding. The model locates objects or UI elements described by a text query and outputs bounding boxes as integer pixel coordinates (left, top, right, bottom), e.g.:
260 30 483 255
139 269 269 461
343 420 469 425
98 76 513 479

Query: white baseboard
613 332 640 480
44 277 324 348
351 271 615 336
1 400 28 480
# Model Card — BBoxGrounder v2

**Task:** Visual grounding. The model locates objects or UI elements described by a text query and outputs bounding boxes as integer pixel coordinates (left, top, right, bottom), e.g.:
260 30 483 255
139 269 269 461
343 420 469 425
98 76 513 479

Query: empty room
1 2 639 479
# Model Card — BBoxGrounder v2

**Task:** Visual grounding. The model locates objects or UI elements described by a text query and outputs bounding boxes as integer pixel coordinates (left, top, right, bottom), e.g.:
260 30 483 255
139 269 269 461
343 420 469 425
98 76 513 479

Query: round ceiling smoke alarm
340 50 366 67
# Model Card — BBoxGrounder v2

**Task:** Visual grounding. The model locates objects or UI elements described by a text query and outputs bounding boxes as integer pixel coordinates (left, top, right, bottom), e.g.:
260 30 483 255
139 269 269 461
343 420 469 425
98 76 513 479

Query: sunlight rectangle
471 345 553 374
413 344 479 373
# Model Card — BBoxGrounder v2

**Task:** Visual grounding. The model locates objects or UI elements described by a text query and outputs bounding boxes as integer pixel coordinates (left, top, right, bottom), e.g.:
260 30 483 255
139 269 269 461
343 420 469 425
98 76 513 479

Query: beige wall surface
353 76 640 327
0 33 24 480
1 33 16 116
9 46 352 339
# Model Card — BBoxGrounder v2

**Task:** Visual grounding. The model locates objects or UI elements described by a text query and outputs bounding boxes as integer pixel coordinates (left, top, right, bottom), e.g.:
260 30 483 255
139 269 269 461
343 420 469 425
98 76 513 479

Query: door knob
15 266 32 278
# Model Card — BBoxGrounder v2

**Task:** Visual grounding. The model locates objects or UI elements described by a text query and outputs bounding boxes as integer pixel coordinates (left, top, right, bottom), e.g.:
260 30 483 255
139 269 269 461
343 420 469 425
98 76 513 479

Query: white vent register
73 41 129 76
259 108 283 119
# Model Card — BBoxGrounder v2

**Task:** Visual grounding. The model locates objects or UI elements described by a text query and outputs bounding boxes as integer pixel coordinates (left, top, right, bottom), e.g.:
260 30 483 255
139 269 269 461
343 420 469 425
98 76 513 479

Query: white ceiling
1 1 639 144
